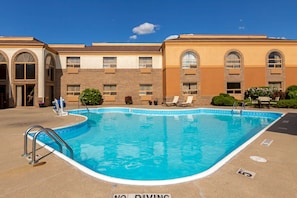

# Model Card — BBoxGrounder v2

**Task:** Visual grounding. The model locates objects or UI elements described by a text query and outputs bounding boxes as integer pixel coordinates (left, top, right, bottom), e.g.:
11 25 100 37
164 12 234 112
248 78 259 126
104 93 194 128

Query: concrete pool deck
0 105 297 198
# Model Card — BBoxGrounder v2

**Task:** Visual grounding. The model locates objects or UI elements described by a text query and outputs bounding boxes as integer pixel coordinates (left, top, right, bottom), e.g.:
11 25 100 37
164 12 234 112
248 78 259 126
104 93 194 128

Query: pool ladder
232 102 245 115
22 125 73 165
79 96 89 112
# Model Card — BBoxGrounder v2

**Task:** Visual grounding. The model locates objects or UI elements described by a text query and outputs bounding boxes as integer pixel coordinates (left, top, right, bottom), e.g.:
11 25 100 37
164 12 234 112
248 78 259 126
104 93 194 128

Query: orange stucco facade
162 34 297 103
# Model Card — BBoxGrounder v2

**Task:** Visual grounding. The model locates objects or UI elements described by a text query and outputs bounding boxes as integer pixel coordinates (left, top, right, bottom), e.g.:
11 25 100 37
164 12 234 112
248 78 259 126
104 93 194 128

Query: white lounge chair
178 96 193 107
165 96 179 106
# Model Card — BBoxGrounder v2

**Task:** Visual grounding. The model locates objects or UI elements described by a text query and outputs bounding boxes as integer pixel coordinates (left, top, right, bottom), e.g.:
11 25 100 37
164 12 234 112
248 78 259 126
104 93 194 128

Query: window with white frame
103 57 117 68
139 57 152 68
182 83 197 95
67 85 80 95
226 52 241 68
227 82 241 94
103 84 117 95
139 84 153 95
268 52 282 68
66 57 80 68
182 52 197 69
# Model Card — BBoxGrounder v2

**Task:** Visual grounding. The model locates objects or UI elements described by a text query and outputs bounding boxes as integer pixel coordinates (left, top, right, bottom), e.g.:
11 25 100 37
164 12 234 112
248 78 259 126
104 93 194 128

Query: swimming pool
36 108 282 185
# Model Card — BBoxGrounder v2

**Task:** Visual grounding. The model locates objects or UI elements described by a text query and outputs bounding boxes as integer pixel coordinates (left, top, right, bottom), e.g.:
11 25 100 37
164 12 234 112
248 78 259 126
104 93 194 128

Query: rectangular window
139 84 153 95
26 64 35 79
139 57 152 68
67 85 80 95
269 82 282 91
227 82 241 94
15 64 24 79
66 57 80 68
103 84 117 95
0 64 6 79
182 83 197 95
226 60 240 68
103 57 117 68
48 67 55 81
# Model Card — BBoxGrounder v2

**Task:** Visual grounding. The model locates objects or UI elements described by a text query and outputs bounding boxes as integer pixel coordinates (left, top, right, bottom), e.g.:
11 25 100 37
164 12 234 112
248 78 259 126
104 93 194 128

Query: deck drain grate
236 168 256 178
261 139 273 146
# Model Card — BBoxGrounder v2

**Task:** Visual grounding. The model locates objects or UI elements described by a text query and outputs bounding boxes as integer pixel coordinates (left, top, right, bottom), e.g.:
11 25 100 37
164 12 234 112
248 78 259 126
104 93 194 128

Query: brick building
1 34 297 108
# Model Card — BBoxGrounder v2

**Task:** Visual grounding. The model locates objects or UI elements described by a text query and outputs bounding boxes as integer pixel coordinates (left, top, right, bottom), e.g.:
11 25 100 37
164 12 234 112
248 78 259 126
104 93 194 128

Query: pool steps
22 125 73 165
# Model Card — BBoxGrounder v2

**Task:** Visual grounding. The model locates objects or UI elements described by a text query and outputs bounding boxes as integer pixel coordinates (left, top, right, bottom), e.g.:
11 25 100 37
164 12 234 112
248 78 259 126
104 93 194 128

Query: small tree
80 88 103 105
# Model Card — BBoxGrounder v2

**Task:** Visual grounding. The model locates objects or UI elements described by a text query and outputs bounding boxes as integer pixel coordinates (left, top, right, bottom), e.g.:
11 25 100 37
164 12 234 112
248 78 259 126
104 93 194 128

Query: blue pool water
37 108 281 184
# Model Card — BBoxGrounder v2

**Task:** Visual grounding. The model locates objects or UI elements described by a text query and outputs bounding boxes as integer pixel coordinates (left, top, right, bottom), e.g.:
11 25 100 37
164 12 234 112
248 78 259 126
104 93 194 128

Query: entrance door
16 84 35 107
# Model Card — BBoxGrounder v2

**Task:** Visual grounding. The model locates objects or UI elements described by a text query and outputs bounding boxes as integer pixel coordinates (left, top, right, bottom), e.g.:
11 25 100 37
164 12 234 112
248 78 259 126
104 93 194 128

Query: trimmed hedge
211 93 237 106
275 99 297 108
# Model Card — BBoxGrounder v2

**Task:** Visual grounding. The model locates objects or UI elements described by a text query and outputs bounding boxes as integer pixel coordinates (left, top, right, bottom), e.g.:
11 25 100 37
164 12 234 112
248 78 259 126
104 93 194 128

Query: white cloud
129 35 137 40
132 22 158 35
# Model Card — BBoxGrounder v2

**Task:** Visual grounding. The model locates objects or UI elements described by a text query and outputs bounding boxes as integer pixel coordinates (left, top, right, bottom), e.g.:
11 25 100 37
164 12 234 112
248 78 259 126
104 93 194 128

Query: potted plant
125 96 133 104
38 102 46 108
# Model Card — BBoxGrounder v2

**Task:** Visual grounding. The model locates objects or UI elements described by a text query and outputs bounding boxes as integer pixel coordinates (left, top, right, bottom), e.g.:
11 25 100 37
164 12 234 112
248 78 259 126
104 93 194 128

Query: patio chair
178 96 193 107
165 96 179 106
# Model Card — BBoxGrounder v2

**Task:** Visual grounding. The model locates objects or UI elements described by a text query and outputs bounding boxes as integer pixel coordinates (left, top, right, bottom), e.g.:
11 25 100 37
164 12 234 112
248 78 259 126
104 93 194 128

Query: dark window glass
26 64 35 79
227 82 241 89
50 68 54 81
0 64 6 79
16 64 24 79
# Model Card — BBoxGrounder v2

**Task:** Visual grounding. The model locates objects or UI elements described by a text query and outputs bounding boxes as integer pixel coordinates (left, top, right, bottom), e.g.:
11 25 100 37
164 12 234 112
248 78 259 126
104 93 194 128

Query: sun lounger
178 96 193 107
165 96 179 106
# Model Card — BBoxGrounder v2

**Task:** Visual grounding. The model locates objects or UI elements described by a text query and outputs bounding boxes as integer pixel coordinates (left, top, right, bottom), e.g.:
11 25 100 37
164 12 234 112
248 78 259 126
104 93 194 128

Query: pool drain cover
236 168 256 178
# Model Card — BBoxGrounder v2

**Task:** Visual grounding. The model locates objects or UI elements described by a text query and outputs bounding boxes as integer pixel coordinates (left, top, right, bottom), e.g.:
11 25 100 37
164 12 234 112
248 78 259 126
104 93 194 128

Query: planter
39 103 46 108
125 96 133 104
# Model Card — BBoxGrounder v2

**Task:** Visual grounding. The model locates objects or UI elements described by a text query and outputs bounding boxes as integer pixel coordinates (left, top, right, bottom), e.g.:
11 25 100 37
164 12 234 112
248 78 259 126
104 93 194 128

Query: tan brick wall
56 68 162 105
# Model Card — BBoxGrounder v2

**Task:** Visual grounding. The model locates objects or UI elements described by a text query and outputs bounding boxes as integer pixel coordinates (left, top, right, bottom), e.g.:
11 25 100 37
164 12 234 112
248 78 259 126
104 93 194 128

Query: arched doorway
13 51 37 107
0 52 8 108
45 54 56 105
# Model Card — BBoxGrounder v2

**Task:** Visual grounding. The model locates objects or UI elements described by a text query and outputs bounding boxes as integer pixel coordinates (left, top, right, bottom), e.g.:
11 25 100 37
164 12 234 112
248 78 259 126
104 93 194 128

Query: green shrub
285 85 297 99
80 88 103 105
275 99 297 108
211 93 237 106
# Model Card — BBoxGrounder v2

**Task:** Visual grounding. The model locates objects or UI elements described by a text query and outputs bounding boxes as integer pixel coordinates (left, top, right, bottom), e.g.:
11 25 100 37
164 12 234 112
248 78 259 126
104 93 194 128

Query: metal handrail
22 125 73 165
231 102 244 115
45 128 73 158
80 97 89 112
22 125 45 157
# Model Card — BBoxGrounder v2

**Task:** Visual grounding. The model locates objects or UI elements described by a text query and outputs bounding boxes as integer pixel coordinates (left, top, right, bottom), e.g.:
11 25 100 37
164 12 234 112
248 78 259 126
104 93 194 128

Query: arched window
268 52 282 68
0 53 7 80
226 52 241 68
182 51 197 69
15 52 36 79
45 55 55 81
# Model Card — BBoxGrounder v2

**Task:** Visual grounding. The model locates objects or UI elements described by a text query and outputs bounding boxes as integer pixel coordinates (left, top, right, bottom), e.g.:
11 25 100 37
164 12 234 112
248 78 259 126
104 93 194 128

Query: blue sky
1 0 297 45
